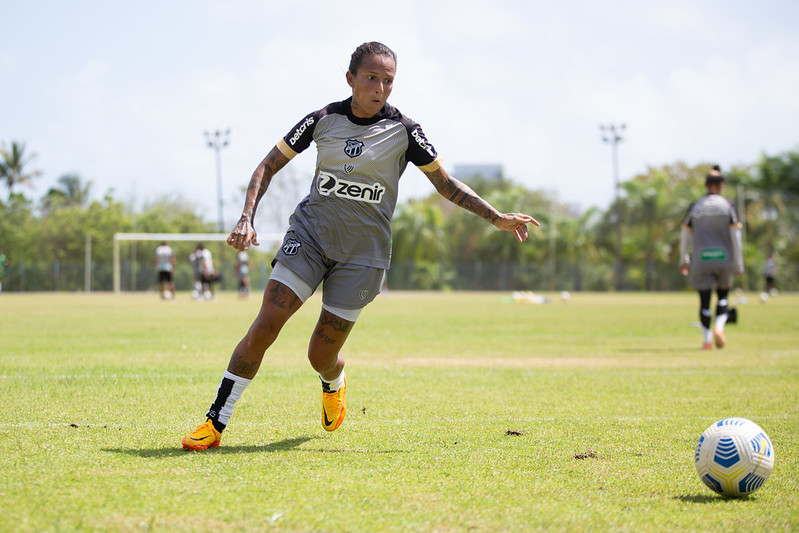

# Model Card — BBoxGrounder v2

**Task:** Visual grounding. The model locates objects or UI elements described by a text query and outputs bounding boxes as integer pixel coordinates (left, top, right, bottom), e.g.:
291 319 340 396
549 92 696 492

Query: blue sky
2 0 798 233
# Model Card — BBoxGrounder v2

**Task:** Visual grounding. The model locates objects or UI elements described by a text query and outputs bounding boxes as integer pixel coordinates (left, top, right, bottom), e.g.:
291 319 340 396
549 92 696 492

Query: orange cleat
713 328 727 349
182 419 222 451
321 374 347 432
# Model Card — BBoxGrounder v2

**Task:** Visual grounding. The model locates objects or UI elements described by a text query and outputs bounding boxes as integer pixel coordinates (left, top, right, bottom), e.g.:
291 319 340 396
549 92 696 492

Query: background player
679 165 744 350
235 250 251 299
182 42 539 450
763 251 777 295
154 241 176 299
189 243 216 301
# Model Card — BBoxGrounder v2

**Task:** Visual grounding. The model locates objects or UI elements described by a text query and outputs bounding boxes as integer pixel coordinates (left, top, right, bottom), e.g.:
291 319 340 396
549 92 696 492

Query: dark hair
705 164 725 185
349 42 397 74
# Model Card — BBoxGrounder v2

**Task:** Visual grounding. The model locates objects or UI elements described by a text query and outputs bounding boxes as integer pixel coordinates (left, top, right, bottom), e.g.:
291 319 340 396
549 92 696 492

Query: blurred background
1 0 796 292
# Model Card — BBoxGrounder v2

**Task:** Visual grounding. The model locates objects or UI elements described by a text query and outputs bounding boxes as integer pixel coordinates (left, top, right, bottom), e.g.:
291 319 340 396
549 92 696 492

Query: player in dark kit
679 165 744 350
183 42 540 450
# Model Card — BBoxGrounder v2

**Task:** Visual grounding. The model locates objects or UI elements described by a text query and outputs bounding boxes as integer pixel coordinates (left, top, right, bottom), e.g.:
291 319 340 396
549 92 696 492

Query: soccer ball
694 417 774 497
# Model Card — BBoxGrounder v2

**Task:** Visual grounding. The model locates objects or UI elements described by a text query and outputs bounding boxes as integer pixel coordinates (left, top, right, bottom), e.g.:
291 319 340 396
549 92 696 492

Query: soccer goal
112 232 284 293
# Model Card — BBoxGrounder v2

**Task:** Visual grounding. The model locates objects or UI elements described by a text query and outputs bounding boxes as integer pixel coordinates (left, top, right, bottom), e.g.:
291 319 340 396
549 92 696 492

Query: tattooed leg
308 309 355 380
226 279 303 379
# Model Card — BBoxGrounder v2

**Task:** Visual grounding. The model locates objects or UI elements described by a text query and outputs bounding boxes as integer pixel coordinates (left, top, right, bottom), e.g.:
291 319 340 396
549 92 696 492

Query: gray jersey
276 98 440 269
682 193 739 268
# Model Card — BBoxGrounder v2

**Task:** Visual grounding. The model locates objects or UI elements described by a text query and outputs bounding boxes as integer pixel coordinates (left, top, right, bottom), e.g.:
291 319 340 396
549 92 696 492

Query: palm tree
754 153 798 255
0 141 42 193
391 200 451 289
41 173 93 213
558 206 602 291
623 163 697 290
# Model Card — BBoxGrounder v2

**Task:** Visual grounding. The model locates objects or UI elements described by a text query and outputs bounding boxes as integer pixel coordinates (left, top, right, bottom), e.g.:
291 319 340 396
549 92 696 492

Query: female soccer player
182 42 539 450
679 166 744 350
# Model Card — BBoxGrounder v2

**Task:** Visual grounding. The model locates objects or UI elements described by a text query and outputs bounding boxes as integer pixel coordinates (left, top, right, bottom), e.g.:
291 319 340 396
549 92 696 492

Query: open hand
495 213 540 242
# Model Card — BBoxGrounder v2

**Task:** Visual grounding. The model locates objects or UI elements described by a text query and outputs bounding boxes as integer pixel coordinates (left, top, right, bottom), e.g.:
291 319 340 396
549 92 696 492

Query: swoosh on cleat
323 409 334 427
190 436 210 441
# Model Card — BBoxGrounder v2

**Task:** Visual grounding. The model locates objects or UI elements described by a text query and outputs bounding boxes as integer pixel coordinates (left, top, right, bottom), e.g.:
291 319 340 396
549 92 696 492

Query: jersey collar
343 97 390 125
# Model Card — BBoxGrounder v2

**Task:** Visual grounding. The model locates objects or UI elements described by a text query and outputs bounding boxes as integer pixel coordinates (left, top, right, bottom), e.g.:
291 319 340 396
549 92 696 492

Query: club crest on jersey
282 238 301 256
344 139 364 158
317 171 386 204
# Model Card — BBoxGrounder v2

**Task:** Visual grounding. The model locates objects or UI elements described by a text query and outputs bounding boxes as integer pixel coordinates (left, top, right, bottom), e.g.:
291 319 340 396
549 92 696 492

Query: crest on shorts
344 139 364 158
282 238 301 256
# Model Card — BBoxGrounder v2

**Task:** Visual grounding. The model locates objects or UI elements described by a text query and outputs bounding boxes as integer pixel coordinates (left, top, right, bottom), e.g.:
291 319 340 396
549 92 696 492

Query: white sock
701 326 712 344
715 314 728 332
320 371 345 393
207 370 252 427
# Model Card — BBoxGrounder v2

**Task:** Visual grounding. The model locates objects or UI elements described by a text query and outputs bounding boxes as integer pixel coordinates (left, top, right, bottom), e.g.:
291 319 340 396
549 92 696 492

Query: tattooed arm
423 166 540 243
226 146 291 251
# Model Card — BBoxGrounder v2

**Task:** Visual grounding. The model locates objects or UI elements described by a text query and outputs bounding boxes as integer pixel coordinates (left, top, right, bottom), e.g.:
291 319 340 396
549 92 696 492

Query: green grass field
1 290 797 532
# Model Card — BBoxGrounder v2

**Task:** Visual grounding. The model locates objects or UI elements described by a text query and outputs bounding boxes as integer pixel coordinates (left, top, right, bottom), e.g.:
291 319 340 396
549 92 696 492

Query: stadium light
204 129 231 232
600 123 625 291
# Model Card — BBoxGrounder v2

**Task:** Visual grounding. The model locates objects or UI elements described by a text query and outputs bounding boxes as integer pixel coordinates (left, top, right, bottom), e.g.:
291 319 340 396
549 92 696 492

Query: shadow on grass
103 436 319 458
103 436 408 458
675 493 749 504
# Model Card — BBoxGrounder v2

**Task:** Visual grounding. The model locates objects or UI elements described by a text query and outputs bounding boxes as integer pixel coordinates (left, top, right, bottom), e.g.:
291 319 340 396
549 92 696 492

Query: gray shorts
271 231 384 316
691 265 733 291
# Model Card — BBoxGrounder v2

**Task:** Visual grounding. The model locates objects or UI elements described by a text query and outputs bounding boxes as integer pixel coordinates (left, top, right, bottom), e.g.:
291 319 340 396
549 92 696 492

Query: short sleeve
402 120 439 168
282 109 324 155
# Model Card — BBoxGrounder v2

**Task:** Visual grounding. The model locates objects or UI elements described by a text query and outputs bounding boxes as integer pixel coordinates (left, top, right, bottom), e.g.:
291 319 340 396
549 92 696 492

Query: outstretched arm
730 223 744 274
423 166 539 242
679 226 693 276
227 145 292 251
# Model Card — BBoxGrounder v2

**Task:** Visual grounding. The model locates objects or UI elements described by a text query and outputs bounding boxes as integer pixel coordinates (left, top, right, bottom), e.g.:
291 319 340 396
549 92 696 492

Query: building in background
453 164 503 185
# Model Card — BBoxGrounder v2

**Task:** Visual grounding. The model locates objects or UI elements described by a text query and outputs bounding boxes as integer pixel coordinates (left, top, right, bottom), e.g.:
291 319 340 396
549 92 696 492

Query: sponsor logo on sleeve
288 117 314 146
317 171 385 204
411 128 436 158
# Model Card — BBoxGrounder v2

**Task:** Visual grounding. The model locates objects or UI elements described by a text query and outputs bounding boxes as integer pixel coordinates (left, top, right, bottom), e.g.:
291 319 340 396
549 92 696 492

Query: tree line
1 140 797 293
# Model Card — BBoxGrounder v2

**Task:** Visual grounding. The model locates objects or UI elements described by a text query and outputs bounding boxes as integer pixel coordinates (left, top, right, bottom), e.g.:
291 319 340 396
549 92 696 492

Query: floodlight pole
205 129 230 232
600 123 625 291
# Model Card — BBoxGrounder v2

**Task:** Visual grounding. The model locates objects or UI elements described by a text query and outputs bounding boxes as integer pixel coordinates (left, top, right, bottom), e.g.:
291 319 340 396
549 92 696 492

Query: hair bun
705 165 725 184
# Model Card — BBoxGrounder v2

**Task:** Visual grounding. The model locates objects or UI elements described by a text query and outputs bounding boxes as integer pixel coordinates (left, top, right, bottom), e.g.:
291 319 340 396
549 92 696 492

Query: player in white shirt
189 243 216 301
153 242 175 299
